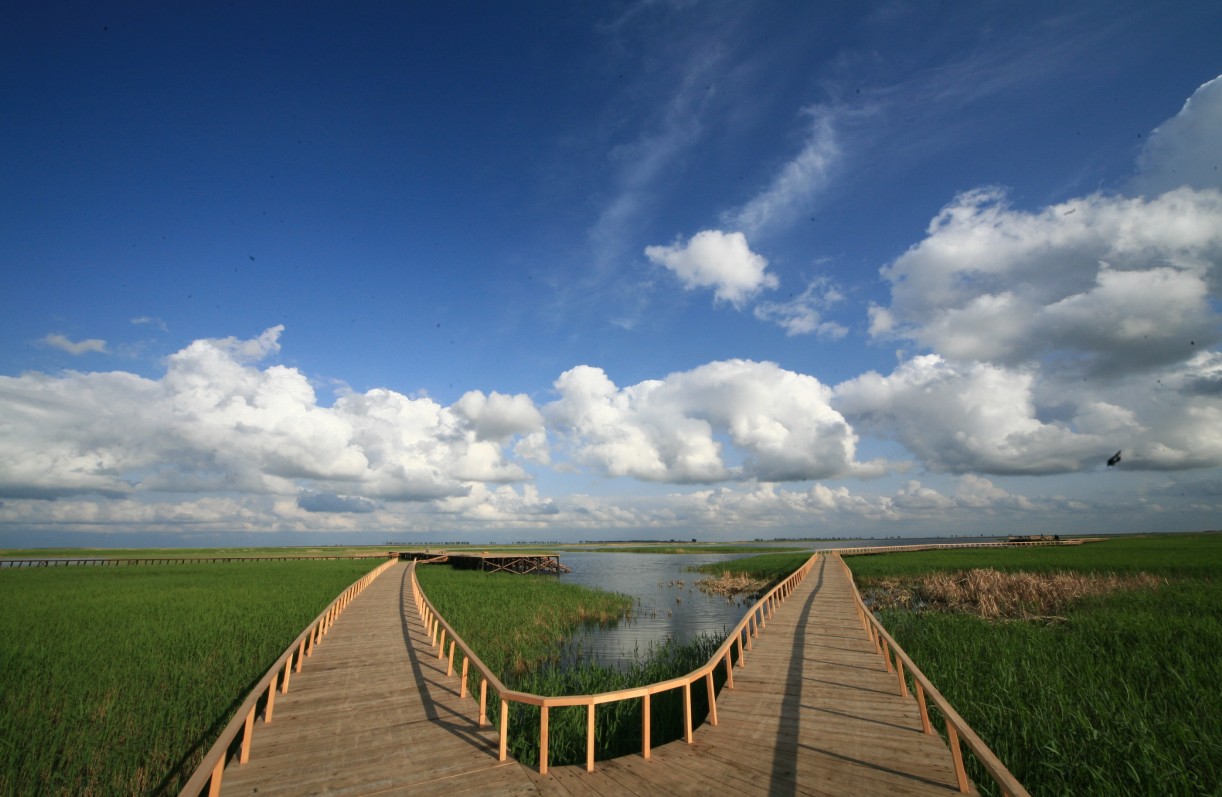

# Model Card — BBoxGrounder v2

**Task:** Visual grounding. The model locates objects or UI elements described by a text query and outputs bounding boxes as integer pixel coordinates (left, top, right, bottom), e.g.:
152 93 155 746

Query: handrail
0 554 397 568
828 539 1084 558
835 554 1031 797
411 553 818 774
179 556 399 797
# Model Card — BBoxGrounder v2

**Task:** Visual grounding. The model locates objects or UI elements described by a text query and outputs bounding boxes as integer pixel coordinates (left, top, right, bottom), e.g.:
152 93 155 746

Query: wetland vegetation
5 533 1217 794
847 533 1222 796
691 550 814 597
0 559 381 796
414 562 726 767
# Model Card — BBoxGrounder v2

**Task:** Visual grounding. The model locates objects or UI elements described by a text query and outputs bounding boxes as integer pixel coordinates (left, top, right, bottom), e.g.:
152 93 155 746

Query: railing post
499 699 509 762
706 672 718 726
447 640 456 676
947 722 970 792
479 679 488 726
586 704 596 772
724 650 734 689
239 707 255 763
683 682 693 743
208 757 224 797
539 705 549 775
896 657 909 698
915 683 933 734
265 677 276 723
460 657 469 698
642 693 651 760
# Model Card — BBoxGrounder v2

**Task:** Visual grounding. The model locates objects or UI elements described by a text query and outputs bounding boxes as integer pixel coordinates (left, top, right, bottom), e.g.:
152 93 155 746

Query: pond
556 551 792 670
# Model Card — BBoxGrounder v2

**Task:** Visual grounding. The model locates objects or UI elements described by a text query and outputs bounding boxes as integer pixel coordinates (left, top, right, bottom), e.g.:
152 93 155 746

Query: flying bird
1107 451 1122 467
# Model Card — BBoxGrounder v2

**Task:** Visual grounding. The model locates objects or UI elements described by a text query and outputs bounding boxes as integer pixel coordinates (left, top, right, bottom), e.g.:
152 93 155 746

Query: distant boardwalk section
396 549 571 574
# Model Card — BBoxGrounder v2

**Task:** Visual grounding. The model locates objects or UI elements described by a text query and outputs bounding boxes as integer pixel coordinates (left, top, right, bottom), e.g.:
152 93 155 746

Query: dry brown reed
696 571 770 597
865 568 1162 620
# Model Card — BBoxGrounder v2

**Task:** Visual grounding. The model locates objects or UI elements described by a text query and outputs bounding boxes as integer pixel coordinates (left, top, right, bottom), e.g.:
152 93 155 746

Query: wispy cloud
753 277 847 338
131 316 168 332
588 49 721 269
40 333 107 355
726 106 842 237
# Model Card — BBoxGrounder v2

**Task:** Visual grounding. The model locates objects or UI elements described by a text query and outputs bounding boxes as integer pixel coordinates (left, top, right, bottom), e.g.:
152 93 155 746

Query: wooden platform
397 551 571 574
216 557 976 796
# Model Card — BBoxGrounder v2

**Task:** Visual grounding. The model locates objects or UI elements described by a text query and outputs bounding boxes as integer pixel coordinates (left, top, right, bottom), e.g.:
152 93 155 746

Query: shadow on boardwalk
217 559 975 796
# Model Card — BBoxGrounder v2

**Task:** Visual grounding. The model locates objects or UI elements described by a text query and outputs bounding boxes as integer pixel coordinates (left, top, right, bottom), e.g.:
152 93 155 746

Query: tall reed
0 559 380 796
851 533 1222 796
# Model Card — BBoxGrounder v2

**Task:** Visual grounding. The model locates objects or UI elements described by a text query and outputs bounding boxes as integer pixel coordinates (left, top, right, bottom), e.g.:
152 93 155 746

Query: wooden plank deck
217 556 976 796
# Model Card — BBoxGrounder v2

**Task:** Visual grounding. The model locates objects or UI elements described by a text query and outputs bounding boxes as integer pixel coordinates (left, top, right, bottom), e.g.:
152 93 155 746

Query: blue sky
3 1 1221 545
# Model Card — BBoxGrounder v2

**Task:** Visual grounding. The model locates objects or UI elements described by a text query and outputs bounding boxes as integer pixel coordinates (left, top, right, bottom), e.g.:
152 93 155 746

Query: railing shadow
397 563 497 752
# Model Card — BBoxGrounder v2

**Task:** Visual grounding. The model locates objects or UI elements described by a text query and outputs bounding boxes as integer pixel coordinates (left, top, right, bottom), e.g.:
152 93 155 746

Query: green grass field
0 545 394 559
690 550 814 583
845 533 1222 796
0 559 380 796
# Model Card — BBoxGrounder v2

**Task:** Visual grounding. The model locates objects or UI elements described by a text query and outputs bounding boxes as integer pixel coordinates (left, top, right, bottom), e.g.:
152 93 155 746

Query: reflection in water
557 552 765 670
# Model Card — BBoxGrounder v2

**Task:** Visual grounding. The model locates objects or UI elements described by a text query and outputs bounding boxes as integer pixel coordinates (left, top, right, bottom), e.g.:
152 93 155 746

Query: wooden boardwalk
217 557 976 796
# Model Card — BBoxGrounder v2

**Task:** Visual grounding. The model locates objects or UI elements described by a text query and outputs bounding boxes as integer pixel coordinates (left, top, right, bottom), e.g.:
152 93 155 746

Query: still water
557 552 758 669
552 538 1004 669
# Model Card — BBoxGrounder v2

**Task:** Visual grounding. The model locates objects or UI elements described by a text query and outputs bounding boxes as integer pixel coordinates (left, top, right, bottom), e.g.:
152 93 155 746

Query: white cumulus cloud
0 327 542 503
849 78 1222 478
1133 74 1222 196
645 229 778 308
835 355 1110 475
874 186 1222 375
546 359 880 483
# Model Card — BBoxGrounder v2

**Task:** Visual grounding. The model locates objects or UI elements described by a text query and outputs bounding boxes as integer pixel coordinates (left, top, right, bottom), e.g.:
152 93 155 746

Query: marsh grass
576 545 806 554
0 559 379 796
415 564 632 676
695 570 771 597
850 533 1222 796
691 551 812 597
864 568 1163 620
414 564 727 767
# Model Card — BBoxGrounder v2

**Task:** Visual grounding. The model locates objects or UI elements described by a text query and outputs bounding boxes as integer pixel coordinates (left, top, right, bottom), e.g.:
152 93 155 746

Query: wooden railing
836 554 1031 797
179 556 399 797
410 553 818 775
825 539 1084 558
0 554 396 568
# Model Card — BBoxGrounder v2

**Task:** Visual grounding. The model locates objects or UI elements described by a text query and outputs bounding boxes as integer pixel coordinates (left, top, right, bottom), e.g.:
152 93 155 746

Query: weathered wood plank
216 555 979 796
